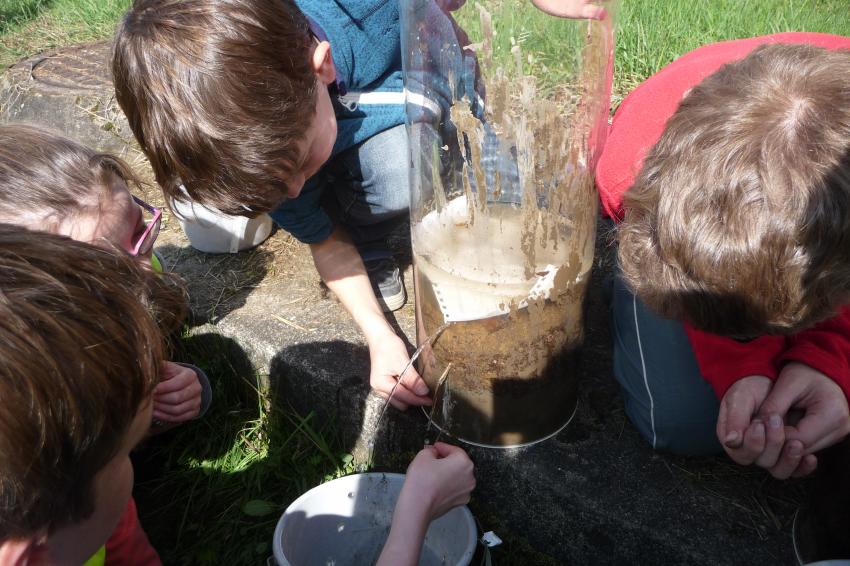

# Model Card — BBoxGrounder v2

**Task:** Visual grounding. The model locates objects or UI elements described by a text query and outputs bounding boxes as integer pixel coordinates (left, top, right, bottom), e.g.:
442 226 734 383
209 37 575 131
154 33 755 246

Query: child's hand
716 375 775 466
531 0 607 19
401 443 476 521
756 362 850 478
369 334 432 410
153 361 203 423
376 443 475 565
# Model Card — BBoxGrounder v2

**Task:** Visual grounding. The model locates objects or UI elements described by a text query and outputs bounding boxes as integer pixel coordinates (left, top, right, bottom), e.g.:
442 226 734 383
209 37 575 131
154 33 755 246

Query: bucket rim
272 472 477 566
421 397 578 449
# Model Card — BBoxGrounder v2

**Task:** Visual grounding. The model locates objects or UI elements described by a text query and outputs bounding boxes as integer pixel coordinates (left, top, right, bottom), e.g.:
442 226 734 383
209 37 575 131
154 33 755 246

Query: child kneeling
598 35 850 473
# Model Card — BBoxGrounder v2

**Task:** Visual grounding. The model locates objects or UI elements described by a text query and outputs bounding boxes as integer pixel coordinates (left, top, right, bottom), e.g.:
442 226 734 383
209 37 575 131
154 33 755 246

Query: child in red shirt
599 34 850 475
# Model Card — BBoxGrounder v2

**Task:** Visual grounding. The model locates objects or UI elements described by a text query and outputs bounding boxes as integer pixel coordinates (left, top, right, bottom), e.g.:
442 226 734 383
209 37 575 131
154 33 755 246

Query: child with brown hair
599 35 850 560
110 0 606 412
112 0 434 411
0 226 476 565
0 123 211 429
600 35 850 470
0 225 185 564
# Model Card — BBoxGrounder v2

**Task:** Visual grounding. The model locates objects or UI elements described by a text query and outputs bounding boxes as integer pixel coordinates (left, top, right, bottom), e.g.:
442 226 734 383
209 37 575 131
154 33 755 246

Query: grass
2 0 849 90
0 0 130 68
449 0 850 99
615 0 850 95
133 331 356 565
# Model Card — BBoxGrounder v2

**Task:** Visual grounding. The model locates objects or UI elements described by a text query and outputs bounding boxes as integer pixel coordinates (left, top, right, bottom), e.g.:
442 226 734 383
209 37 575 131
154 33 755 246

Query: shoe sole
377 286 407 312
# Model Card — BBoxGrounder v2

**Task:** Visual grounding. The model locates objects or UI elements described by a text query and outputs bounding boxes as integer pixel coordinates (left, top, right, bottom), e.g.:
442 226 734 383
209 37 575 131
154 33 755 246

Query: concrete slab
0 42 141 157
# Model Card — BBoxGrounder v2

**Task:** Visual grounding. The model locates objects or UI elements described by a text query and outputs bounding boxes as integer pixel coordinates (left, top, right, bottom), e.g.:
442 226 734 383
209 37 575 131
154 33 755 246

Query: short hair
0 124 142 232
619 44 850 337
0 225 186 540
112 0 317 217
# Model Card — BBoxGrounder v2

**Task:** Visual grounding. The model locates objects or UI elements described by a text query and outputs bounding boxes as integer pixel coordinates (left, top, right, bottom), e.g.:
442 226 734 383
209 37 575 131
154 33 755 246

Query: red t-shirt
104 498 161 566
597 33 850 399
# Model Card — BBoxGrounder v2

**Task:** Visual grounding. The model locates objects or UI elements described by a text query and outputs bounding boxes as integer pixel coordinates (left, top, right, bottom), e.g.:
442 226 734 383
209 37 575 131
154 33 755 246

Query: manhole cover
29 42 111 92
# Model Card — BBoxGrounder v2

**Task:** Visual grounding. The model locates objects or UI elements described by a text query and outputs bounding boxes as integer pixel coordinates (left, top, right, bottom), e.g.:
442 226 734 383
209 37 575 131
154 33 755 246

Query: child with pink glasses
0 123 210 428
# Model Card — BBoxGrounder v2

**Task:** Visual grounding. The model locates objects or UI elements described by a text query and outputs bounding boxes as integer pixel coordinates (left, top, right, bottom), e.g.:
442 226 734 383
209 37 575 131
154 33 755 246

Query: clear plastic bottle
402 0 616 447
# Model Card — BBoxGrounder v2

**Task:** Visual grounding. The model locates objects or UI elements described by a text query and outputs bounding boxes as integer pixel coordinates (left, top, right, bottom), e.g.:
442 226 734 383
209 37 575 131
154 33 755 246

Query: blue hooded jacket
270 0 407 242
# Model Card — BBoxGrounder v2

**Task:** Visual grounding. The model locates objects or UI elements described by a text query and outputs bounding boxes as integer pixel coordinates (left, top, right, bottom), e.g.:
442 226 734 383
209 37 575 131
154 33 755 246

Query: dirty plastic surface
402 1 615 446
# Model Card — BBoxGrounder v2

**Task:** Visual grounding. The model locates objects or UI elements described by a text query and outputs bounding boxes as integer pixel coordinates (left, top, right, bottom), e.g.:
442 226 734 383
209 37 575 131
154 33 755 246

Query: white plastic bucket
273 473 477 566
171 194 273 254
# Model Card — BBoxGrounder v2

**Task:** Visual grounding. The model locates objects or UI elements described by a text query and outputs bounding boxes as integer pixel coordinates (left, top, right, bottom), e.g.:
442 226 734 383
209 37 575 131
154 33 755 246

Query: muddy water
413 201 593 447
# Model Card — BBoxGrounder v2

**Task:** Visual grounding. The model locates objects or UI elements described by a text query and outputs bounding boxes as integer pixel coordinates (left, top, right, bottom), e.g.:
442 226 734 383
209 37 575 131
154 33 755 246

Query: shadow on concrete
156 243 273 326
268 339 426 468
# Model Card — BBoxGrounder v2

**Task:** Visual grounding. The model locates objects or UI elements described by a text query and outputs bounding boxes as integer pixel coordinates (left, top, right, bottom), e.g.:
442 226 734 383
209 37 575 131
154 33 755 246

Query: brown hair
112 0 317 217
0 225 186 540
619 44 850 337
0 123 143 233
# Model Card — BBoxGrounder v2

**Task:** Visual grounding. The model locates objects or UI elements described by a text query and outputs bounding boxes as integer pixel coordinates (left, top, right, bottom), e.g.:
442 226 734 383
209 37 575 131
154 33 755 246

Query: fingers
754 414 785 469
728 419 766 465
789 410 850 455
578 3 606 19
767 439 806 480
398 364 430 397
532 0 606 19
765 364 850 454
432 442 468 459
154 379 202 406
417 445 439 459
758 379 803 423
374 376 432 411
152 398 200 422
154 368 198 395
791 454 818 478
718 396 756 449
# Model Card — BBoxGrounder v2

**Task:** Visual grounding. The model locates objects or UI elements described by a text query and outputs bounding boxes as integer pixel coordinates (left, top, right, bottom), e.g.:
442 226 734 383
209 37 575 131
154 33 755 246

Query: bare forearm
309 226 395 343
376 492 430 566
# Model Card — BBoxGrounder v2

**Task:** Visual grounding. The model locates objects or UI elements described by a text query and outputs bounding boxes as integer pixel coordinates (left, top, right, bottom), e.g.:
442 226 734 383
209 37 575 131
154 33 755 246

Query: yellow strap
82 545 106 566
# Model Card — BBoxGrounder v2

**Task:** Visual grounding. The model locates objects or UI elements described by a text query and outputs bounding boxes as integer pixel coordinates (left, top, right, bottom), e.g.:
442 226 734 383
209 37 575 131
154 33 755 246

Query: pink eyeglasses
130 196 162 256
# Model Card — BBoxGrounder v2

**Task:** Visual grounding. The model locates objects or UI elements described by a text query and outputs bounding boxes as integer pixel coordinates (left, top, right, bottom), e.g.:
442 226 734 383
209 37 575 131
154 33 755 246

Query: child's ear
0 535 48 566
311 41 336 85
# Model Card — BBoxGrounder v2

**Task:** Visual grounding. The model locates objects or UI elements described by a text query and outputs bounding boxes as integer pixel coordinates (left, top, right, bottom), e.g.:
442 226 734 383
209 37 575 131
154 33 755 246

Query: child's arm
152 361 203 423
755 363 848 478
376 443 475 566
531 0 607 19
310 226 431 409
684 324 787 399
742 307 850 476
779 305 850 401
437 0 607 19
716 375 774 462
684 326 788 470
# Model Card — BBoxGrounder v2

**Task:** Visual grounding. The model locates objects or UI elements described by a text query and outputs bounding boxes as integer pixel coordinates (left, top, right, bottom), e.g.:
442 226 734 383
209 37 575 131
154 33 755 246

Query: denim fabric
609 272 723 456
326 123 411 247
479 124 522 205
